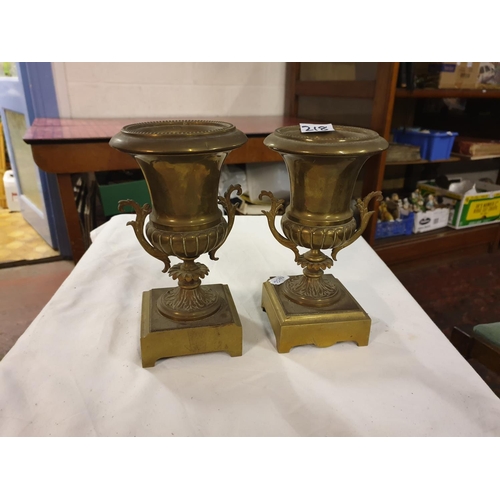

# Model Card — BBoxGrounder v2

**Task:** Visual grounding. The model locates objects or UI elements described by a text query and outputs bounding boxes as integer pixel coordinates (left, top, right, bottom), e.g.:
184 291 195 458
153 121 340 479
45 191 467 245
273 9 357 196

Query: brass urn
260 125 388 353
110 120 247 367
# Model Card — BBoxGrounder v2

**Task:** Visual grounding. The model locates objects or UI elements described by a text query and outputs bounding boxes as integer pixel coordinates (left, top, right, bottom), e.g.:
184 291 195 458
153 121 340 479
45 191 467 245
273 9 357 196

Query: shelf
374 223 500 266
386 154 463 166
453 153 500 161
395 88 500 99
385 152 500 166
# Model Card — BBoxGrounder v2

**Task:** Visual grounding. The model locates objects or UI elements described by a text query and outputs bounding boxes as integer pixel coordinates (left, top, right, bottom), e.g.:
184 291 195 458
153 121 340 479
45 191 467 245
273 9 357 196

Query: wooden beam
362 63 400 245
370 63 400 137
284 63 301 117
56 174 86 263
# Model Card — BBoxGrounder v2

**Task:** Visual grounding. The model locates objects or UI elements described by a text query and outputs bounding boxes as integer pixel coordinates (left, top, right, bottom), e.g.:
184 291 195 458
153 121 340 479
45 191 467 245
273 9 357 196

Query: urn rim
109 119 248 155
264 124 388 156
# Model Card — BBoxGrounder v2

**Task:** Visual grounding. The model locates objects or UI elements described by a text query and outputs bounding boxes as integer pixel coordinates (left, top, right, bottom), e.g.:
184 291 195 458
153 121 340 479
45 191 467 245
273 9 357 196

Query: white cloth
1 215 499 436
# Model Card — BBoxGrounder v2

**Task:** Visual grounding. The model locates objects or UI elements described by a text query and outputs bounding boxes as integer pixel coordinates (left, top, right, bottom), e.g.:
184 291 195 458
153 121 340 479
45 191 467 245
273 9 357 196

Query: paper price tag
300 123 334 134
268 276 289 286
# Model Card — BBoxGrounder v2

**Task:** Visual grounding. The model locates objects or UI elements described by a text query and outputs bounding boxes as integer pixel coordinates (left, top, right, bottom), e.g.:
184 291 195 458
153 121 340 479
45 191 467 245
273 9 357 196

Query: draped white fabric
1 214 499 436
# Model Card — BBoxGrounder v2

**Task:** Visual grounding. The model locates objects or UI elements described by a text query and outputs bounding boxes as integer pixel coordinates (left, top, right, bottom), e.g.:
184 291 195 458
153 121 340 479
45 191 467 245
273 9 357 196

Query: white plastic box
413 207 450 233
3 170 20 212
245 162 289 204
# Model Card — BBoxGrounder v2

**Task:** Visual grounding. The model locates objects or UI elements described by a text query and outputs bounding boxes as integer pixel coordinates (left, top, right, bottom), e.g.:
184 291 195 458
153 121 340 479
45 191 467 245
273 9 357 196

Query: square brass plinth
262 275 371 353
141 285 242 367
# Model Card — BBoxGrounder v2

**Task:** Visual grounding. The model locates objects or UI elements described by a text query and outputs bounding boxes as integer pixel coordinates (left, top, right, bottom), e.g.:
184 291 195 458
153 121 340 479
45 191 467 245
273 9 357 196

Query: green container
98 179 151 217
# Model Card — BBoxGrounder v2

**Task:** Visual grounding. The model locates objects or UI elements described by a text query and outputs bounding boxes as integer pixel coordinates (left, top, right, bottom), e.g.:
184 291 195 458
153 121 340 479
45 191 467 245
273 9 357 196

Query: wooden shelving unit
284 62 500 266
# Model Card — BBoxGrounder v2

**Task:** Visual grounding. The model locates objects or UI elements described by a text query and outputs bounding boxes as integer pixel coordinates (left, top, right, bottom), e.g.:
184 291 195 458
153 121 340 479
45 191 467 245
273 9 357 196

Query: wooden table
3 214 500 436
24 116 302 262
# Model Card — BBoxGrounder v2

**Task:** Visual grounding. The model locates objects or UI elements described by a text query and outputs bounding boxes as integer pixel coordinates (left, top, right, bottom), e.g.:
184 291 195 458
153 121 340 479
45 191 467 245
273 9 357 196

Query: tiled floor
0 260 74 359
0 209 59 265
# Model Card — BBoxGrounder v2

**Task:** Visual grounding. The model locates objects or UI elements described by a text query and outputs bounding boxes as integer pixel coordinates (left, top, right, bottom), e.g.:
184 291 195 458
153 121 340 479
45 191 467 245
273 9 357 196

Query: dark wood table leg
56 174 85 263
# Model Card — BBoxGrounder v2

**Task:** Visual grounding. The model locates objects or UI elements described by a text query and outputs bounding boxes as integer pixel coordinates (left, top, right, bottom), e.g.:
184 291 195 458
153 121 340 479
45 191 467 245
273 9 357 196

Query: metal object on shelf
386 142 421 163
260 125 388 353
110 120 247 367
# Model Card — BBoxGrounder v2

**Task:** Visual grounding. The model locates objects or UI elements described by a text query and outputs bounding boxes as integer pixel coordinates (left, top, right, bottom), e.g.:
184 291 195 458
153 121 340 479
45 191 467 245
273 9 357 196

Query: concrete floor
0 260 74 359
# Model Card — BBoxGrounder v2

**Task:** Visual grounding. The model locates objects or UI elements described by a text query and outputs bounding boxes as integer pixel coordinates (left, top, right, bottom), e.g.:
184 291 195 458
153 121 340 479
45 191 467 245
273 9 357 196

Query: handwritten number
300 123 334 133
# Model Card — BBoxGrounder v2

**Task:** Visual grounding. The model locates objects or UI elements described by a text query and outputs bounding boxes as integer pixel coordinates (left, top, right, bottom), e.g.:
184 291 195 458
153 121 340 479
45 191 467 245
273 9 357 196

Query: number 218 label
300 123 335 133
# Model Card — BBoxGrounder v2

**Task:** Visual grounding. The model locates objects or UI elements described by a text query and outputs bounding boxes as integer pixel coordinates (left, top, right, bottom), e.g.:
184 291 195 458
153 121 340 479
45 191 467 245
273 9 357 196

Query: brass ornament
260 125 388 352
110 120 247 366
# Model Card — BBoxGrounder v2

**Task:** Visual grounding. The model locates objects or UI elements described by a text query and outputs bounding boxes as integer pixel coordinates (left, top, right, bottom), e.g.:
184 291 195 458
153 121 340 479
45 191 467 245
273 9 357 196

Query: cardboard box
418 180 500 229
413 207 449 233
386 143 421 163
426 62 480 89
476 62 500 89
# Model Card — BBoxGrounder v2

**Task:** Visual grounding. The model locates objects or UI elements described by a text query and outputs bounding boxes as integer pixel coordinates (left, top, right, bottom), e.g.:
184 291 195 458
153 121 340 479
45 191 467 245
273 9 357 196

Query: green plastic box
98 179 151 217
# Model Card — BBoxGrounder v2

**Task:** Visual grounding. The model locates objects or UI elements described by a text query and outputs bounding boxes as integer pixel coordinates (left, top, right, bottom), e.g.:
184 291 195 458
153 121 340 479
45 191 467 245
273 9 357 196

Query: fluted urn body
110 120 247 321
261 125 388 307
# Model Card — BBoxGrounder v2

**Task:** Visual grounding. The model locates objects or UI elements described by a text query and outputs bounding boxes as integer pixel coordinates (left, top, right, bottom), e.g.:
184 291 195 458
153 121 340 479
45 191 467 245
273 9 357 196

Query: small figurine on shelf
379 201 394 221
410 190 419 209
400 197 411 217
385 193 400 220
425 194 436 211
410 190 425 212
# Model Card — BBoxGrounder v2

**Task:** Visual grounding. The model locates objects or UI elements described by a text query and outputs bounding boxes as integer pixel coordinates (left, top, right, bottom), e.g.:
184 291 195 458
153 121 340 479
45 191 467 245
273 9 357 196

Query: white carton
413 207 450 233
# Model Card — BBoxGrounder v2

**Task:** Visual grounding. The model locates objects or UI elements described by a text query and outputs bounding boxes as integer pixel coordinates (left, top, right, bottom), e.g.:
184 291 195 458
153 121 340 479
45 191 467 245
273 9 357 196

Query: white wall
51 62 286 118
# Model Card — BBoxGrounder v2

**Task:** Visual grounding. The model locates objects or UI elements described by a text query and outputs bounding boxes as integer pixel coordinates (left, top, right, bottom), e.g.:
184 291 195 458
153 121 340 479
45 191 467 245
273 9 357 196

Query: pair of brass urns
110 121 388 367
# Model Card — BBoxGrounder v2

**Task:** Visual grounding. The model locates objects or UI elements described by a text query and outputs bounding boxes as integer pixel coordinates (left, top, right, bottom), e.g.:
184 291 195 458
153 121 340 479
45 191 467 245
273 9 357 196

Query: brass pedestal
262 275 370 353
141 285 242 367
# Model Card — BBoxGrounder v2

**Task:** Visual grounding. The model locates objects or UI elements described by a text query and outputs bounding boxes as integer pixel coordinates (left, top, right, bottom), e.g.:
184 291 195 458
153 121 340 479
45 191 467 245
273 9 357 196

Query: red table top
24 116 305 143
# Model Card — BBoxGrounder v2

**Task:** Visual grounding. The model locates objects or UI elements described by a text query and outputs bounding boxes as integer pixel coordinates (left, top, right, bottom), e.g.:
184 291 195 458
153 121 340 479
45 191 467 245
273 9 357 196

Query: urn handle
118 199 171 273
209 184 242 261
331 191 382 261
259 190 301 263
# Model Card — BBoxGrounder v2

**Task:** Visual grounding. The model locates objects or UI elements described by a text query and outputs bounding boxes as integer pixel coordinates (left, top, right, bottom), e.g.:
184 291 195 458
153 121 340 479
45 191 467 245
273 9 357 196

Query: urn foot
157 285 221 321
262 275 371 353
141 285 242 367
282 274 341 307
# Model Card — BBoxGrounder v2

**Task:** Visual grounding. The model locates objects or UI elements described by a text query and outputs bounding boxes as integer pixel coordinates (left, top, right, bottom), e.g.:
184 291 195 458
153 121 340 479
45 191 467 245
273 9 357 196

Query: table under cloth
1 215 499 436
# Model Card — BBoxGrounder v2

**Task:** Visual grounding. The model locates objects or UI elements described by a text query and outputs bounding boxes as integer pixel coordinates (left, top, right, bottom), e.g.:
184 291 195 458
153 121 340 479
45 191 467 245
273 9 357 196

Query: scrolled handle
118 199 171 273
259 190 300 263
209 184 242 261
331 191 382 261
